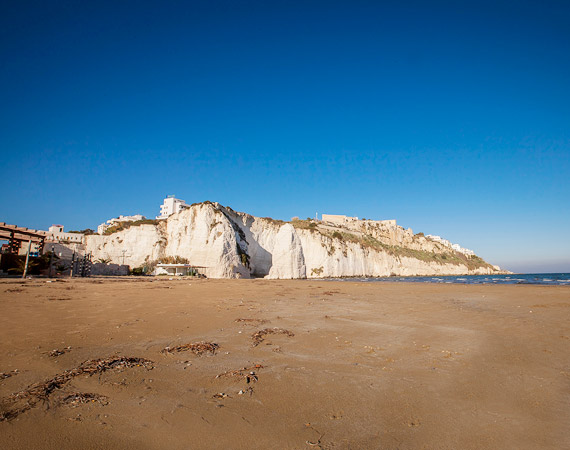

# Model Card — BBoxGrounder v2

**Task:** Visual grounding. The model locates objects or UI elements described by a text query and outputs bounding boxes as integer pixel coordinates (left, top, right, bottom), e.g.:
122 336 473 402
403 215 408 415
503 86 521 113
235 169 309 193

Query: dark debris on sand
215 364 264 383
251 328 294 347
59 392 109 407
48 346 72 358
235 318 268 325
0 370 19 381
0 356 153 422
161 341 219 356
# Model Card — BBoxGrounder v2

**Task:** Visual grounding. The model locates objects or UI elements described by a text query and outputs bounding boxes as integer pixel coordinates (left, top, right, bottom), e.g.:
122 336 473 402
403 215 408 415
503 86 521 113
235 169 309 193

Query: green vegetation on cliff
103 219 160 235
292 222 492 270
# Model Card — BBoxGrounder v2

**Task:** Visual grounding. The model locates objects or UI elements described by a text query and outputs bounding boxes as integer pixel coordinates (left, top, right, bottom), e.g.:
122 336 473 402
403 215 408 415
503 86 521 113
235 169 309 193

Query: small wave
327 273 570 285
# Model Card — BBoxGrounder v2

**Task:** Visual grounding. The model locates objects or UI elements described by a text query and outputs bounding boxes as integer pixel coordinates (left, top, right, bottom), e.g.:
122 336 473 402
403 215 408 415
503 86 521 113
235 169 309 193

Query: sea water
329 273 570 285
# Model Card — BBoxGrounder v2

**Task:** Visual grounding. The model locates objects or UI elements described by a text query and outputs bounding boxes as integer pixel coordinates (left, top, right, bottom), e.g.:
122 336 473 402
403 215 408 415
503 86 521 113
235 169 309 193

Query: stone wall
91 263 129 276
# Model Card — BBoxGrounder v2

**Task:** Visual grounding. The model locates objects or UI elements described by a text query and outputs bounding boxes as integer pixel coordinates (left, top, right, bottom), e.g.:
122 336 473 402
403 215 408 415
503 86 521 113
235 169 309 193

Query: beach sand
0 278 568 449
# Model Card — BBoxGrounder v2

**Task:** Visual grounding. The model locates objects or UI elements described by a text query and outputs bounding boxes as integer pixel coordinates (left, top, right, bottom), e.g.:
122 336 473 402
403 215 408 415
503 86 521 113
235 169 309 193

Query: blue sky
1 1 569 273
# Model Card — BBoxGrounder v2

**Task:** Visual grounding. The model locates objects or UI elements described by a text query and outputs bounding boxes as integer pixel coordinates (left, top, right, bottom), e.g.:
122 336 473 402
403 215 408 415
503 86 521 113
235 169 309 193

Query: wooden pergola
0 222 47 254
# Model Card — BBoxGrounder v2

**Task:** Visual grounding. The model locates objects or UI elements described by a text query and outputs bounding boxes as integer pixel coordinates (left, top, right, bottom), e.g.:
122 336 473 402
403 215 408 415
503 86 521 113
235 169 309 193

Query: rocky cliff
82 202 503 279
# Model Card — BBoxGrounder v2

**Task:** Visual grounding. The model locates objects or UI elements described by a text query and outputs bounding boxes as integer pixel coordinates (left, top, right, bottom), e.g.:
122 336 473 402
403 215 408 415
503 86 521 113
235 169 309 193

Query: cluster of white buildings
321 214 396 227
425 234 474 256
94 196 189 234
14 196 190 258
319 215 474 256
322 214 360 225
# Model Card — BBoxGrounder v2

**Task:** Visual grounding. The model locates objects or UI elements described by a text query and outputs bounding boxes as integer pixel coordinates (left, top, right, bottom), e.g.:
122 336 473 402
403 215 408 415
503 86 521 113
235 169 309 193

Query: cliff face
84 202 502 279
86 224 164 266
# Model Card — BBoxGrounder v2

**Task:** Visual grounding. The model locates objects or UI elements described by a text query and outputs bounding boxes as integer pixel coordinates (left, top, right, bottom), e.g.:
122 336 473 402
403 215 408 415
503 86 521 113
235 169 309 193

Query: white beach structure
154 264 203 276
156 195 189 220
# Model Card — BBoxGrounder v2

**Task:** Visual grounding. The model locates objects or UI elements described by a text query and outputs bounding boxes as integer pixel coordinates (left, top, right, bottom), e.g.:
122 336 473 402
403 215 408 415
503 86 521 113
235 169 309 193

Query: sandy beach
0 278 568 450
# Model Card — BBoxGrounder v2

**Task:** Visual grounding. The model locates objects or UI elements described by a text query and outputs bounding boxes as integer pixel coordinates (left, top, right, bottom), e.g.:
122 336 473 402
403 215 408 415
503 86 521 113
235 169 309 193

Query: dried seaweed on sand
0 370 19 381
5 288 24 293
234 318 268 325
0 356 153 422
215 364 264 383
161 341 219 356
251 328 294 347
212 392 230 399
59 392 109 407
48 346 72 357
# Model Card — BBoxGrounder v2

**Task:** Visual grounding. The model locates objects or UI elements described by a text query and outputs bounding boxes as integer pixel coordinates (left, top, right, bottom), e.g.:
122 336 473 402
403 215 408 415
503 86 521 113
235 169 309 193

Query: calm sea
328 273 570 286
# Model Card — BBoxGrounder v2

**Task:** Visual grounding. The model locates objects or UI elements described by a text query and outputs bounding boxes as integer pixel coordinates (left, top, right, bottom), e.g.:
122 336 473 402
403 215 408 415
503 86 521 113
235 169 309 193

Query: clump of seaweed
161 341 219 356
235 318 268 325
251 328 294 347
0 370 19 381
0 356 153 422
212 392 230 399
59 392 109 407
48 346 72 357
215 364 264 383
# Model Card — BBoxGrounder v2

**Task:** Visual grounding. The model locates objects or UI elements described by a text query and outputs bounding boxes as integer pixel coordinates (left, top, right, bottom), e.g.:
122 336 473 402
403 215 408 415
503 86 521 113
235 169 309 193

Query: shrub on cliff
103 219 159 235
158 255 190 264
262 217 285 226
69 229 96 235
291 218 317 231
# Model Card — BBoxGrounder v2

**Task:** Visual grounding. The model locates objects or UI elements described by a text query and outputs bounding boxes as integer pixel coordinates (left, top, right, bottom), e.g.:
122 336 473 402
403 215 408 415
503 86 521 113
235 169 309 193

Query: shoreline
2 271 568 285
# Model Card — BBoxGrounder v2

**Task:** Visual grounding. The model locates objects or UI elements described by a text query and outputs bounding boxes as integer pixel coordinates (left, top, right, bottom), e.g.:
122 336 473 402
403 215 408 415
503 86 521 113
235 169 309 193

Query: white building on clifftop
321 214 359 225
46 225 84 243
156 195 189 220
321 214 396 227
426 234 475 256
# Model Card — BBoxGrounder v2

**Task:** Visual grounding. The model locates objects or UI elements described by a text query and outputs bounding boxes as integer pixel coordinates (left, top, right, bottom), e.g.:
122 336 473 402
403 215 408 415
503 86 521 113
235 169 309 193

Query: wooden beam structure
0 222 47 254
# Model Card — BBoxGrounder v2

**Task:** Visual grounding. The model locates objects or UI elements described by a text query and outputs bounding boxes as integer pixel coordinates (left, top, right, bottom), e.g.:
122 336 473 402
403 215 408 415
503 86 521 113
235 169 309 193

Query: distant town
0 195 190 256
1 195 474 259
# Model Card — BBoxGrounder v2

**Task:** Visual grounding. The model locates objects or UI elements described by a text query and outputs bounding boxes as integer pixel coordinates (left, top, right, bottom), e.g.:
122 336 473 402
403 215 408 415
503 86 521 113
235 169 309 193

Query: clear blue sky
1 1 569 273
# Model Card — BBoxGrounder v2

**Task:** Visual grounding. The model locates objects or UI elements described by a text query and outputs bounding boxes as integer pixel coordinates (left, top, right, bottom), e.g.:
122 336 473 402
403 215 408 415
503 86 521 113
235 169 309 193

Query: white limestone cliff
81 202 503 279
267 224 306 279
86 224 164 267
163 205 249 278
